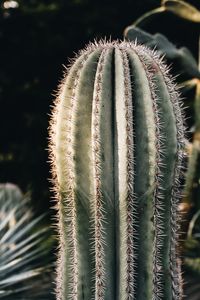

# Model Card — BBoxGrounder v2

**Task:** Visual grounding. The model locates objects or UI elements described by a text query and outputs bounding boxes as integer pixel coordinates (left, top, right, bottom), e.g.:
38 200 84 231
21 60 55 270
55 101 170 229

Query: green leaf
124 26 200 80
162 0 200 22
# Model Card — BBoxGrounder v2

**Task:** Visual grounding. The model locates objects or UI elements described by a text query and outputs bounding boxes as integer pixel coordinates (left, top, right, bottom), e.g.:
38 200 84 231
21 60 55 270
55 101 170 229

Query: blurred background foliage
0 0 199 212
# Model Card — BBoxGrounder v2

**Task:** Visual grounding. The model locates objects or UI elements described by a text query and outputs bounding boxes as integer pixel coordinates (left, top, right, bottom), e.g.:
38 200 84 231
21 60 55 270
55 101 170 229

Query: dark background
0 0 199 213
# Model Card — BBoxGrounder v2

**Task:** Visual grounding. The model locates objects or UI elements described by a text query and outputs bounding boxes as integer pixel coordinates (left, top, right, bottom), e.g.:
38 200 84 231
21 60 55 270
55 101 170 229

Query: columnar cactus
49 41 185 300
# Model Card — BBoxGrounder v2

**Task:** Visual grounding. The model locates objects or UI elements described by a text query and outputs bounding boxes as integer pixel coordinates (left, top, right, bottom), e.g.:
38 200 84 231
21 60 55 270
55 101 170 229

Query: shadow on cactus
49 40 186 299
0 183 55 300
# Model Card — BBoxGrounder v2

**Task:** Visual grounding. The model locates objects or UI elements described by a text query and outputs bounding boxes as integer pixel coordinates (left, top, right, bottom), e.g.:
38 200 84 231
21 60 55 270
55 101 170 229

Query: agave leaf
0 209 16 233
2 214 45 245
162 0 200 23
1 239 44 267
1 228 49 261
125 26 200 80
0 269 41 286
0 183 55 300
0 212 32 244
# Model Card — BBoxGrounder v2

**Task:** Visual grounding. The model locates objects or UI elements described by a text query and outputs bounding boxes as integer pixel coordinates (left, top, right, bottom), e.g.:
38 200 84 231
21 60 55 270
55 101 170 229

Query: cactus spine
49 41 185 300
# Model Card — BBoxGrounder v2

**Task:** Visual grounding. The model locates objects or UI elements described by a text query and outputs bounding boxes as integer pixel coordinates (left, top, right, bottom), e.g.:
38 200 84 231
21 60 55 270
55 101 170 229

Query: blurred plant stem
131 7 165 28
187 209 200 238
183 36 200 207
131 0 200 29
195 35 200 133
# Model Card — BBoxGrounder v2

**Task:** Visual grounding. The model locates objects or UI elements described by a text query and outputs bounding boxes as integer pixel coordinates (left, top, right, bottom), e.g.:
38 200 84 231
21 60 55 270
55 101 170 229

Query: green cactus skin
49 41 185 300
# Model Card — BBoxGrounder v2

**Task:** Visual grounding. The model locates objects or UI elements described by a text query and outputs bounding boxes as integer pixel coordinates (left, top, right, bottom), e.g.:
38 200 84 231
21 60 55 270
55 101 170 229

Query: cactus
49 41 185 300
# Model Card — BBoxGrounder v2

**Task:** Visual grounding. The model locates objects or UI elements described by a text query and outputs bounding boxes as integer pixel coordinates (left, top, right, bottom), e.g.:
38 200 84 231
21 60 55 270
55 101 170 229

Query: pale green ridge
152 68 177 300
53 52 90 300
155 64 183 300
144 47 184 300
72 49 102 300
133 47 178 299
54 48 102 300
115 48 135 300
127 48 157 300
91 48 115 299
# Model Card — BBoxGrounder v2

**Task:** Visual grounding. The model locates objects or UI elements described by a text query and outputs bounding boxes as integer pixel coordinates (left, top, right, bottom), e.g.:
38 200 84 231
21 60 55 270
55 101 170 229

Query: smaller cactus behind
49 40 186 300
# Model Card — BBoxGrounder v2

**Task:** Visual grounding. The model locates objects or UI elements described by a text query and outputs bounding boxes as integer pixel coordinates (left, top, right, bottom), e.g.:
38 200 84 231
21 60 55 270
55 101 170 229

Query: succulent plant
0 183 55 300
49 41 186 300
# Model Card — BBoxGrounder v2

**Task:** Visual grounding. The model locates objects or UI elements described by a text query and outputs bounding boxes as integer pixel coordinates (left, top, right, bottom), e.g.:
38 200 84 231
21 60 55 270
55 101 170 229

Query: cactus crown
49 40 186 300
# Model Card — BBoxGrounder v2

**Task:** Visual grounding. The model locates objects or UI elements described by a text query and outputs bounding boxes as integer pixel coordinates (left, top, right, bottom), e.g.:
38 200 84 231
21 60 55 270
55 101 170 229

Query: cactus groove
49 41 185 300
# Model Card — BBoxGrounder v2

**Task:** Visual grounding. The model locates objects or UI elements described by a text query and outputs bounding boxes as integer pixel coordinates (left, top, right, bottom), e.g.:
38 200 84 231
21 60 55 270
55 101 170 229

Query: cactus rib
115 48 135 299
